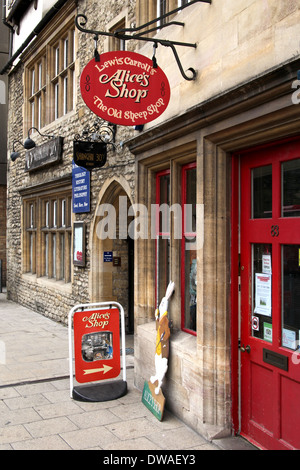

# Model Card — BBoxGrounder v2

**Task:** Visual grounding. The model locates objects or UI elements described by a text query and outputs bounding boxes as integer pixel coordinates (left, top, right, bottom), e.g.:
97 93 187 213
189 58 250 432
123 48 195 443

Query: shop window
155 163 197 335
25 20 75 130
24 200 37 274
181 163 197 334
155 170 170 306
23 189 72 284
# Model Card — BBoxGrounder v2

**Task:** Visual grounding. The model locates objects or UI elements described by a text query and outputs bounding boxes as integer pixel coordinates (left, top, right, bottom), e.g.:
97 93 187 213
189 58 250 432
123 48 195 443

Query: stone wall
0 185 6 288
137 0 300 129
6 0 137 327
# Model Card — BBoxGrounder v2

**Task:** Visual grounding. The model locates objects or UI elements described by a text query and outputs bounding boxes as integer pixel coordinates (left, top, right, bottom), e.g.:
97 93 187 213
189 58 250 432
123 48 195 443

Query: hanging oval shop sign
80 51 171 126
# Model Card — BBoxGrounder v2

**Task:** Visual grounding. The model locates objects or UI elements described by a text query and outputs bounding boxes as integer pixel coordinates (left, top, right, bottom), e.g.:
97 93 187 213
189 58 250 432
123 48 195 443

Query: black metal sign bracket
75 0 211 81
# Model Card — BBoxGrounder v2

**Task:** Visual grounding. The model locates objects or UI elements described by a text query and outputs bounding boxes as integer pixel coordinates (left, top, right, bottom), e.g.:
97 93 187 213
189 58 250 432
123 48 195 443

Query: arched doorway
90 177 134 333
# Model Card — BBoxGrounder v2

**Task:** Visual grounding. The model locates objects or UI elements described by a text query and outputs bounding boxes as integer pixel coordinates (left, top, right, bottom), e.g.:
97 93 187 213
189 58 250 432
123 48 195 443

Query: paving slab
0 293 258 451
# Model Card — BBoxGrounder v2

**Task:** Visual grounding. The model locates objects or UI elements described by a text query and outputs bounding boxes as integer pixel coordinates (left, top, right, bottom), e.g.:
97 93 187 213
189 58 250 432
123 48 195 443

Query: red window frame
155 163 197 335
155 169 170 308
181 162 197 335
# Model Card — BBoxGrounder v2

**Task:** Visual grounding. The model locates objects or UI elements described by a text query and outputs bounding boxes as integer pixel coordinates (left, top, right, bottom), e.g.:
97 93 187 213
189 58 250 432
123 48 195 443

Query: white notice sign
254 273 272 317
262 254 272 274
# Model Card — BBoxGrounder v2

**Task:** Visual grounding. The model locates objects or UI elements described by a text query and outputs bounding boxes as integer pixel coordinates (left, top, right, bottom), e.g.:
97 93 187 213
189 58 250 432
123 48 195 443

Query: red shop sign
73 308 120 384
80 51 171 126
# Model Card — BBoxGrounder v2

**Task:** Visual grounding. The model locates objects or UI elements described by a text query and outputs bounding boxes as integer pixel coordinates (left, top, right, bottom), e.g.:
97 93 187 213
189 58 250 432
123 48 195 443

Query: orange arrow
83 365 113 376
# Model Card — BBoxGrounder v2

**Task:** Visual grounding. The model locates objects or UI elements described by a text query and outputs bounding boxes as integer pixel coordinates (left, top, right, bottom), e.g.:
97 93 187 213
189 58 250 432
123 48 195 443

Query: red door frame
231 152 240 435
231 136 300 441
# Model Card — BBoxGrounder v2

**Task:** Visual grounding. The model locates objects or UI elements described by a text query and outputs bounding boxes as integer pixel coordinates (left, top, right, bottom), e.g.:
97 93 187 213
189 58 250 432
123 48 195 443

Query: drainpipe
0 0 68 75
2 0 13 58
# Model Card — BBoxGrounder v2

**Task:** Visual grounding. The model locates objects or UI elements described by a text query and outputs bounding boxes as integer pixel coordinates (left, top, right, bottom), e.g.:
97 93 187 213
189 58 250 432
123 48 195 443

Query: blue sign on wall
103 251 113 262
72 161 90 213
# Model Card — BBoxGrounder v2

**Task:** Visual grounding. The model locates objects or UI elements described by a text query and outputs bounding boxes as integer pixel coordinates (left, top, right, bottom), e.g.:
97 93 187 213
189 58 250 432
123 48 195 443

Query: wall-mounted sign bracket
74 119 116 145
75 0 211 82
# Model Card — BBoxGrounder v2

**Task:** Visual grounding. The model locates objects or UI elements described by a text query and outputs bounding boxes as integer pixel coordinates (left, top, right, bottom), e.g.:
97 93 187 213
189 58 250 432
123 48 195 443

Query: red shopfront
232 138 300 450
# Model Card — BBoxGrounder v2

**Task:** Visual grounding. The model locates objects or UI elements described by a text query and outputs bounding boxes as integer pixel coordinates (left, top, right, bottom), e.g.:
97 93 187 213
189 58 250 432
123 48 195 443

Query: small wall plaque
103 251 113 263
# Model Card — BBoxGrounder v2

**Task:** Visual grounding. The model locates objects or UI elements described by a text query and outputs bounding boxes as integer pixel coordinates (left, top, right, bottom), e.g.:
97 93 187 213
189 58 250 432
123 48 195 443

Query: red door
238 139 300 450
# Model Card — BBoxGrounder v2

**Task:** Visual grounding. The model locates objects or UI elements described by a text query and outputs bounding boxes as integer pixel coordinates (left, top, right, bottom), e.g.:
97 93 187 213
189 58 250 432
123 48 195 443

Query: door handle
240 344 251 353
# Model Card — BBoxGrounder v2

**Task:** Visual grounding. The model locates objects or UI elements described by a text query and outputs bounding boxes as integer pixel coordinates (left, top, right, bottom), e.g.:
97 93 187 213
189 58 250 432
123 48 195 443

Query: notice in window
262 254 272 274
254 273 272 317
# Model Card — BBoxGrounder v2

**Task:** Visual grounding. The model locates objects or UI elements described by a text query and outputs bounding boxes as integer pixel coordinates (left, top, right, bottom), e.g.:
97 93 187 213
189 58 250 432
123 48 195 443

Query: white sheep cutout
150 281 175 395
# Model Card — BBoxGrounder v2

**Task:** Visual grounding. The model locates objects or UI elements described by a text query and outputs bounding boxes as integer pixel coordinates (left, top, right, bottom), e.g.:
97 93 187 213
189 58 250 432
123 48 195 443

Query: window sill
22 273 72 294
137 320 197 357
38 109 77 136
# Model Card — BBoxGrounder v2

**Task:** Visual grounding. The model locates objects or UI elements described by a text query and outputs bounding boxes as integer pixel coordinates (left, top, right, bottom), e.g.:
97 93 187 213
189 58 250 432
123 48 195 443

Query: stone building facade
5 0 137 327
3 0 300 450
127 1 300 448
0 15 9 289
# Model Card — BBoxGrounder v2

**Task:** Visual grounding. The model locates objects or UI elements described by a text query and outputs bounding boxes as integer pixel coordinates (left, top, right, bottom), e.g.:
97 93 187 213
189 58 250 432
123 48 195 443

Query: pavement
0 291 257 451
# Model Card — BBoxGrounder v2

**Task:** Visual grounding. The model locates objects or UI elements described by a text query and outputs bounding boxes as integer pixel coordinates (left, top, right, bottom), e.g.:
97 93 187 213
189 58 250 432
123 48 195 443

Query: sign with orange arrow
83 365 113 376
73 308 120 384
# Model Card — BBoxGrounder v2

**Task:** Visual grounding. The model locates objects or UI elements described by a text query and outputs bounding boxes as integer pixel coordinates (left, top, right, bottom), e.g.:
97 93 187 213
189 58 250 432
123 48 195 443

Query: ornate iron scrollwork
74 119 116 145
73 119 117 170
75 0 212 82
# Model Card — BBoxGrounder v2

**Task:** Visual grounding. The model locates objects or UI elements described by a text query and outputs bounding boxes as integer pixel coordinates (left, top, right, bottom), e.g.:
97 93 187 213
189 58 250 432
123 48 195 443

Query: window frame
181 162 197 335
50 27 75 122
24 199 37 275
24 17 76 132
155 169 171 308
109 18 127 51
137 0 192 32
155 162 197 335
27 54 46 130
21 180 72 285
